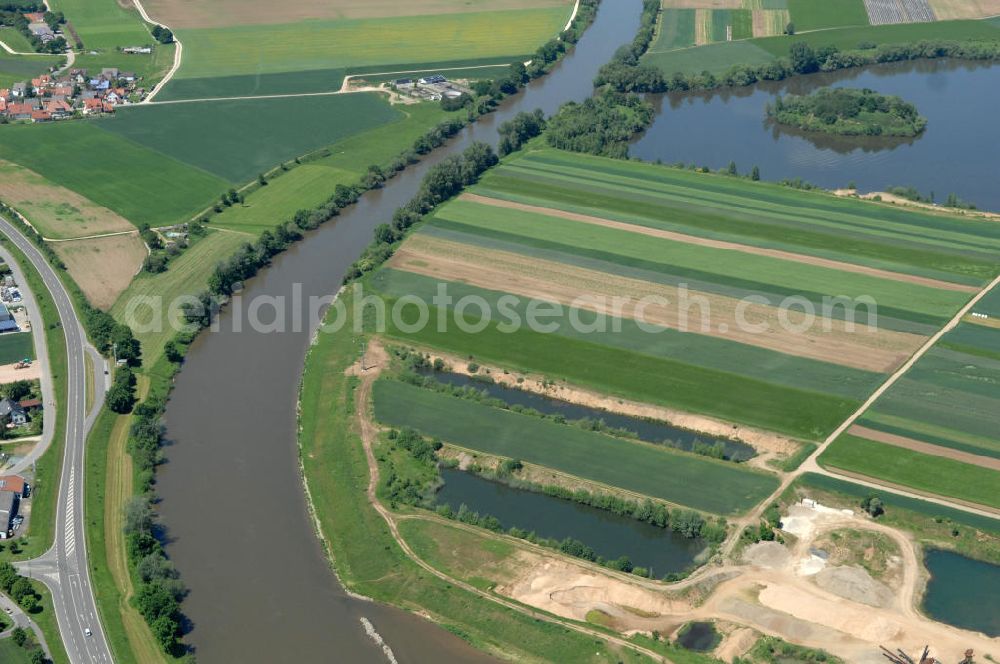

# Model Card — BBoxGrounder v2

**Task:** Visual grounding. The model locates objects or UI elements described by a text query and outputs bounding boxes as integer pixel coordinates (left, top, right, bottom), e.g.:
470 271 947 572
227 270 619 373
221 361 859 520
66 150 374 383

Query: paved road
0 592 52 658
0 215 112 664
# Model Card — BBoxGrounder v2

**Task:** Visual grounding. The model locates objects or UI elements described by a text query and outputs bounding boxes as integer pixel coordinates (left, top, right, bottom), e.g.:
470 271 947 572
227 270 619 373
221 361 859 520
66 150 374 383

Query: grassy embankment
298 292 661 663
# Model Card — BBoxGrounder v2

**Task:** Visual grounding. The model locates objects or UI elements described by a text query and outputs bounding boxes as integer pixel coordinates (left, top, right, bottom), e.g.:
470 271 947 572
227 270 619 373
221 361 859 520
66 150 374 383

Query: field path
131 0 183 103
348 339 672 663
461 193 979 293
724 271 1000 556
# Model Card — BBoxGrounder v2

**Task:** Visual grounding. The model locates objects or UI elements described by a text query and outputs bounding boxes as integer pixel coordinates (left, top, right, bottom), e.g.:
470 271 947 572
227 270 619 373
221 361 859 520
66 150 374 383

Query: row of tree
0 561 42 612
599 38 1000 95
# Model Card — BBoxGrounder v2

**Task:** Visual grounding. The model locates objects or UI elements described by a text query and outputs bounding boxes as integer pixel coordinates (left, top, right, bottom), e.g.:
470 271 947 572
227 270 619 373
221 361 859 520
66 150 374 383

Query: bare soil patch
833 188 1000 224
51 234 146 310
0 160 135 240
928 0 1000 19
813 566 895 608
848 425 1000 471
462 193 979 294
0 361 40 383
392 234 926 372
143 0 572 30
397 342 801 456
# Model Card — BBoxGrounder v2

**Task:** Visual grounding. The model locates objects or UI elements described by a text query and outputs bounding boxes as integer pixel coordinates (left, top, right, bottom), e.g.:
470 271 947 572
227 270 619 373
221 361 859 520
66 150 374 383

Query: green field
212 103 453 235
0 122 227 227
373 379 779 514
0 637 36 664
754 19 1000 56
169 8 569 84
110 230 249 365
653 9 696 51
819 435 1000 510
0 26 35 53
0 332 33 364
645 40 777 75
786 0 868 30
48 0 152 50
100 93 401 183
0 53 64 88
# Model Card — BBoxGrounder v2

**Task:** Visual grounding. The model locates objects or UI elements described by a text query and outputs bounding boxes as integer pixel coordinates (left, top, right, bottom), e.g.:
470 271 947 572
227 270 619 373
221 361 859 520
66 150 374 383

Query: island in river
766 87 927 137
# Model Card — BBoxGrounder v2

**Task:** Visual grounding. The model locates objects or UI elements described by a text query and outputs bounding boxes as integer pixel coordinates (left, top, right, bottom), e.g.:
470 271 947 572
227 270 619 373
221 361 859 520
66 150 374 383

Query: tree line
598 37 1000 94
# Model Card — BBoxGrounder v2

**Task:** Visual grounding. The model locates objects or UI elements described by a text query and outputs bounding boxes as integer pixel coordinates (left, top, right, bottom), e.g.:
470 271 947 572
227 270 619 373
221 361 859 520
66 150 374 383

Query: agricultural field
51 234 147 310
369 148 1000 443
372 379 779 514
48 0 152 49
100 93 402 183
645 40 776 74
0 160 134 239
159 2 574 99
929 0 1000 20
651 0 788 52
0 53 63 89
821 312 1000 510
0 122 227 227
0 26 36 53
786 0 869 30
211 103 455 235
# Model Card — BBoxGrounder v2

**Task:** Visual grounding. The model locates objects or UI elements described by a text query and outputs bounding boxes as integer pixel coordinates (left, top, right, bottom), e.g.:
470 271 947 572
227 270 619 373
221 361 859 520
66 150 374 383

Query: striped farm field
822 311 1000 509
371 148 1000 442
654 9 697 50
372 380 779 515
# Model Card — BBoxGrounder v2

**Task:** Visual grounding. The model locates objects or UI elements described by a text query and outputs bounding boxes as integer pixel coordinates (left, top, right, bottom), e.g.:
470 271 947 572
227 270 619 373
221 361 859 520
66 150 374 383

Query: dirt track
391 234 925 372
849 425 1000 471
461 193 979 294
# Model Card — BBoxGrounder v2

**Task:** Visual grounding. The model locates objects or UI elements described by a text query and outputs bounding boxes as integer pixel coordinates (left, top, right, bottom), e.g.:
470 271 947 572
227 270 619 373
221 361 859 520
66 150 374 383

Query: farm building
0 304 18 332
0 398 27 426
0 475 28 498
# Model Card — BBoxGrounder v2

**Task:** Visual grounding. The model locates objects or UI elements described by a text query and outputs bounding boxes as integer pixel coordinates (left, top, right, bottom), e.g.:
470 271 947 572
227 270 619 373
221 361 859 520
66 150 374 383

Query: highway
0 215 113 664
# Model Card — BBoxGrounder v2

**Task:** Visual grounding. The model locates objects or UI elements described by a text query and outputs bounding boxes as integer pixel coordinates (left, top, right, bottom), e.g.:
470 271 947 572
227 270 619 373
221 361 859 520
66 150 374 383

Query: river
154 1 644 662
631 59 1000 211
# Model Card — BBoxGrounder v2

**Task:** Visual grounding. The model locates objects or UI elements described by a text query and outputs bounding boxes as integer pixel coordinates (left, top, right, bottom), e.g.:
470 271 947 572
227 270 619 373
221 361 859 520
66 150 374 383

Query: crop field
655 9 697 50
653 0 787 49
787 0 870 29
48 0 152 50
369 148 1000 442
165 8 570 94
99 93 401 183
0 332 33 364
0 160 134 239
110 230 250 364
212 103 453 235
0 53 63 89
372 379 779 514
645 40 776 74
821 313 1000 508
752 8 790 36
52 234 146 310
143 0 573 29
0 122 227 227
929 0 1000 20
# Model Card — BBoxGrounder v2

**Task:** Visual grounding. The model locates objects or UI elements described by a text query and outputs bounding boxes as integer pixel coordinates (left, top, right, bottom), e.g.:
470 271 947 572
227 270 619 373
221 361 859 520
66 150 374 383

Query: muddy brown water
154 1 644 661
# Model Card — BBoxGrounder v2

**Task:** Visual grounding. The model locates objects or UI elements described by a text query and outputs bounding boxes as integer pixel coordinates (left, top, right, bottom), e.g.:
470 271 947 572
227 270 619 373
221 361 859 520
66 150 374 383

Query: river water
154 1 643 662
631 59 1000 211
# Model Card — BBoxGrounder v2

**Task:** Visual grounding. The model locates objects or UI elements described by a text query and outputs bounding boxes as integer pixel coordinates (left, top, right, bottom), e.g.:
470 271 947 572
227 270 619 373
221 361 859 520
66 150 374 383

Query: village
0 66 144 123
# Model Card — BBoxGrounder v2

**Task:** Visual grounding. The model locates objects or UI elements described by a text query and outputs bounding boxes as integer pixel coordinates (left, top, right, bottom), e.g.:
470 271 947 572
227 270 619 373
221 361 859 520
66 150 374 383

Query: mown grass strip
372 380 780 514
819 434 1000 510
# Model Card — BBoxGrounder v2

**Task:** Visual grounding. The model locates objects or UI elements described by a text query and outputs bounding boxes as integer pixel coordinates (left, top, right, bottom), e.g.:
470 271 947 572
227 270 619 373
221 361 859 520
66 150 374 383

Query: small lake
922 548 1000 637
418 370 756 461
677 622 721 652
435 467 706 575
631 59 1000 211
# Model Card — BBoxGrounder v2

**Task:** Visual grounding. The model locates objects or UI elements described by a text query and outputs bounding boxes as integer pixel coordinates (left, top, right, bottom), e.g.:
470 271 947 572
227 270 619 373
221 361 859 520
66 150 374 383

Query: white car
84 628 92 637
4 606 11 615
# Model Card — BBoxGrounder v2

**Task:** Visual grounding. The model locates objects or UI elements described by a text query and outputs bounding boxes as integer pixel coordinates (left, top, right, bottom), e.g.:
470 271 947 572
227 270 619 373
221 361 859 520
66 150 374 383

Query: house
5 103 35 121
0 304 16 331
122 47 151 54
31 74 51 88
0 398 27 426
30 110 51 122
89 79 110 91
0 490 16 538
82 98 103 114
18 399 41 414
0 475 28 498
28 22 55 43
100 67 120 80
10 82 27 98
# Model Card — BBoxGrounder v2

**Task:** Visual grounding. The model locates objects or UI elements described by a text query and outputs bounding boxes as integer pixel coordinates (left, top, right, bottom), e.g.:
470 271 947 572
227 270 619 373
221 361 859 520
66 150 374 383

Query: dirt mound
742 541 790 569
814 566 895 608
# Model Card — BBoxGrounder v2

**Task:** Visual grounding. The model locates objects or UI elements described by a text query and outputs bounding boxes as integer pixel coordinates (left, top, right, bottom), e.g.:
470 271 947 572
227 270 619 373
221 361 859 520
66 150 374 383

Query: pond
435 467 707 575
676 621 721 652
418 369 756 461
922 548 1000 637
631 59 1000 211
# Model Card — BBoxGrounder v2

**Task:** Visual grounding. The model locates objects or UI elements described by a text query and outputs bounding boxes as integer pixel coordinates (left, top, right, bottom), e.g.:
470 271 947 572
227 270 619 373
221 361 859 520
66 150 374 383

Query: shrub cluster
767 87 926 137
0 561 42 613
545 91 653 157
